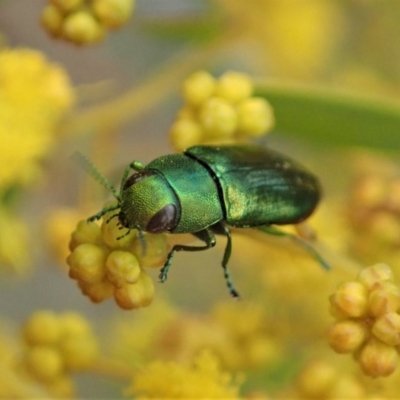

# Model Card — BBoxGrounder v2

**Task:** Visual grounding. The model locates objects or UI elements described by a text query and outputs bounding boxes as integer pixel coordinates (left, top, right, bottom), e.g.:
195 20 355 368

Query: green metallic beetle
83 144 328 297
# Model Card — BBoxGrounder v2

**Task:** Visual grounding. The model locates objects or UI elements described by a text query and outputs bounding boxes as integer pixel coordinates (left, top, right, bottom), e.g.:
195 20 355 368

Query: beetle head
119 170 180 233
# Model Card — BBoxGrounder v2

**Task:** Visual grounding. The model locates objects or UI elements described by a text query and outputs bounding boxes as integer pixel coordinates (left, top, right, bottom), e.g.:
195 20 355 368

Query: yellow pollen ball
328 320 367 353
92 0 135 29
182 70 216 106
41 5 64 36
62 11 105 45
214 71 253 103
78 279 114 302
101 211 136 248
358 338 399 378
59 312 91 338
60 336 99 370
169 119 203 153
26 346 64 383
106 250 141 286
67 243 107 283
114 271 154 309
330 281 368 318
199 97 237 138
358 263 394 290
69 220 102 251
137 271 155 307
236 97 275 136
368 281 400 317
131 233 169 268
23 311 61 346
372 312 400 346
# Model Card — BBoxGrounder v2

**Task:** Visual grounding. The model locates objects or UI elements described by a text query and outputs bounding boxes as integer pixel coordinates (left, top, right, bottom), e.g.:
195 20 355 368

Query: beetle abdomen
185 145 321 227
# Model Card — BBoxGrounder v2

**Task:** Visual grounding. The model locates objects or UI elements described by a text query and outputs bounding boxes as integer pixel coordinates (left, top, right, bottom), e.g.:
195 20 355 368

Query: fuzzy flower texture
329 263 400 378
0 48 74 189
0 47 73 273
126 350 241 399
41 0 135 45
66 202 170 310
21 310 98 397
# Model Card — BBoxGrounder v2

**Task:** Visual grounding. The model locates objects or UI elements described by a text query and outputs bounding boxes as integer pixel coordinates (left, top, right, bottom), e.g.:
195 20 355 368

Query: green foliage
257 83 400 151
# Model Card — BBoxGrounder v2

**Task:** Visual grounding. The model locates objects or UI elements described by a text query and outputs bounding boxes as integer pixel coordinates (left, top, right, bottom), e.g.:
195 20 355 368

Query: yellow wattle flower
0 48 74 189
126 350 240 399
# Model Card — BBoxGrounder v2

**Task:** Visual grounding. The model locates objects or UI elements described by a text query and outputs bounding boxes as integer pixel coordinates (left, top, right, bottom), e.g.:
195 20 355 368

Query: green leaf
256 82 400 151
139 13 222 43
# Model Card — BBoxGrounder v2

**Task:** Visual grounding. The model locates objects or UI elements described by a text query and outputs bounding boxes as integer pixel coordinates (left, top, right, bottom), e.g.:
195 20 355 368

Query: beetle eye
146 204 177 233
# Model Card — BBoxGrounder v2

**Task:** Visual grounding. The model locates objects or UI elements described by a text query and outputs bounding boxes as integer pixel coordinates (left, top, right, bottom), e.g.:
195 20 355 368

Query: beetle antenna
71 152 120 200
87 203 120 222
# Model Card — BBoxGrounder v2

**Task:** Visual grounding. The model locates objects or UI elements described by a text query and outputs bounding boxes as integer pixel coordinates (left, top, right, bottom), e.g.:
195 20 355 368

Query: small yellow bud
330 281 368 318
114 271 154 309
296 360 336 398
67 243 107 283
236 97 274 136
59 312 91 338
137 271 155 307
358 338 399 377
328 320 368 353
60 335 99 370
62 11 105 45
114 282 142 310
182 70 216 106
106 250 141 286
199 97 237 139
214 71 253 103
101 209 136 248
41 4 64 36
92 0 135 29
368 281 400 317
26 346 64 382
78 279 114 302
131 233 169 267
358 263 394 290
372 312 400 346
50 0 82 12
23 311 61 346
69 220 102 251
169 119 203 152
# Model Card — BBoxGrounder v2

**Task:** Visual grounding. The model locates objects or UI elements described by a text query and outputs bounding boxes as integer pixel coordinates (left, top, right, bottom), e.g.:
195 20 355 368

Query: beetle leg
158 228 216 284
256 225 330 270
210 223 240 298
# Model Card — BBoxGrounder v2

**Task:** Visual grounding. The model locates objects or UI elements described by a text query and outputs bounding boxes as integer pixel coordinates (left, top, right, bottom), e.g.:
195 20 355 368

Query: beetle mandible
84 144 328 298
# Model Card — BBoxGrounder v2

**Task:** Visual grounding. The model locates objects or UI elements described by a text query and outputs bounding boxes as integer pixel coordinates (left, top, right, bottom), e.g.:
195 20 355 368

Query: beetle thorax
118 171 180 233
